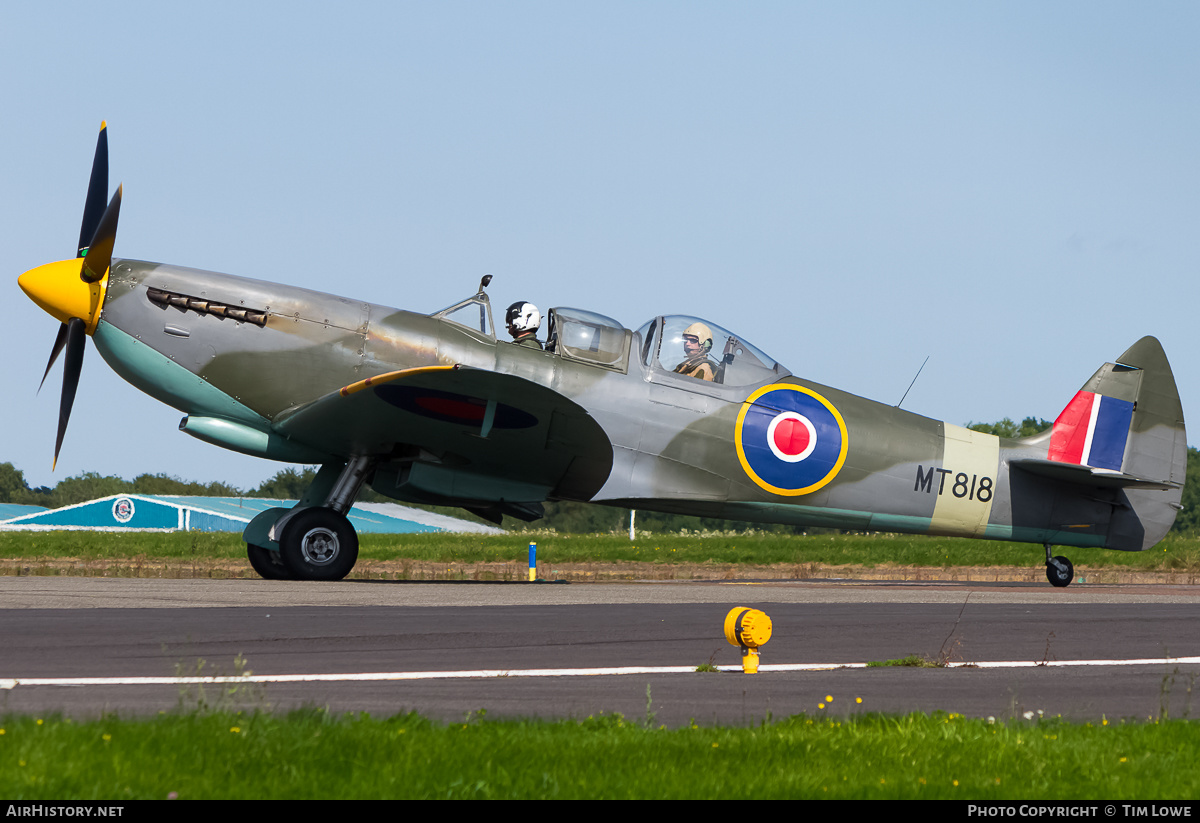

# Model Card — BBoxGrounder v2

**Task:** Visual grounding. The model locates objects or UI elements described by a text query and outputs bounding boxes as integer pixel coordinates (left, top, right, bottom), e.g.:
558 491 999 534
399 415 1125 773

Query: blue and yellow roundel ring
735 385 849 496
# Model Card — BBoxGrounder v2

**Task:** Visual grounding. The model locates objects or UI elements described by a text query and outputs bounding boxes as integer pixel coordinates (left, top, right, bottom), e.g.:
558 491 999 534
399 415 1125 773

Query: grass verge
1 709 1197 799
1 531 1199 578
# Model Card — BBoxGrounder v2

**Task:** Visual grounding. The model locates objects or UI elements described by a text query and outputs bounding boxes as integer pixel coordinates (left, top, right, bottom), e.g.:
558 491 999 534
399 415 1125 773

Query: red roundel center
773 417 811 456
416 395 486 421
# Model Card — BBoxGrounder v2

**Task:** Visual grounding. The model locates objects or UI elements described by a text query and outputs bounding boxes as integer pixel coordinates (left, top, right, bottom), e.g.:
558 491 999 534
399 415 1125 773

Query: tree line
3 417 1198 533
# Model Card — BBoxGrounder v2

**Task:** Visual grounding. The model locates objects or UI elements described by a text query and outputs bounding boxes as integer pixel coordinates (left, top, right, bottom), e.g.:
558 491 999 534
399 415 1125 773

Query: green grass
1 530 1199 574
867 655 944 668
1 710 1197 799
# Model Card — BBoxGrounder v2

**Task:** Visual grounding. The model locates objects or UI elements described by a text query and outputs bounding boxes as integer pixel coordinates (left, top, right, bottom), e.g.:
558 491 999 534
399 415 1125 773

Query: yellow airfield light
724 607 772 674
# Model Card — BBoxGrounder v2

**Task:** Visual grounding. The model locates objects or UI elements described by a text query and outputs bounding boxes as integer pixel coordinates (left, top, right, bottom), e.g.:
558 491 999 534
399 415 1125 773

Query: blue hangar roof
0 495 503 535
0 503 47 520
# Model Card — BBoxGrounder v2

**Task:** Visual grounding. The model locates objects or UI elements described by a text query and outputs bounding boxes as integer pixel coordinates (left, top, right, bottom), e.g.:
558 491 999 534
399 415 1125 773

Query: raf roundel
736 385 849 495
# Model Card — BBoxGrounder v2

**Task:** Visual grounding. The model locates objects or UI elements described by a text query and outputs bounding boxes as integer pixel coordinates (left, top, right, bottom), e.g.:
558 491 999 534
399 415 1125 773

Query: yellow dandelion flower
230 727 241 733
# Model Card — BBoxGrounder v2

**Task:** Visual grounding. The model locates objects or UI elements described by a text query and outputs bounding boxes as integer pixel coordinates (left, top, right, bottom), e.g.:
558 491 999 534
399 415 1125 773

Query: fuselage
70 258 1182 552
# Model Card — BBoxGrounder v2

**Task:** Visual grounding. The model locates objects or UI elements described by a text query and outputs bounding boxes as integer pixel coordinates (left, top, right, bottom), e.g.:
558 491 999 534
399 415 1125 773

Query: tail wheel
279 507 358 581
1046 555 1074 588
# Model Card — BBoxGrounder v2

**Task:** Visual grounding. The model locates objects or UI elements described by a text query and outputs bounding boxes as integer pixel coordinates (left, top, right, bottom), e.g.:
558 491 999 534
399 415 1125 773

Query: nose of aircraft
18 258 108 333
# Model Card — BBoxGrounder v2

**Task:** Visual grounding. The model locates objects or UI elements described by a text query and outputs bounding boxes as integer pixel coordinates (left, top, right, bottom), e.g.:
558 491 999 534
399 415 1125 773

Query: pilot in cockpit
506 301 543 350
673 321 718 381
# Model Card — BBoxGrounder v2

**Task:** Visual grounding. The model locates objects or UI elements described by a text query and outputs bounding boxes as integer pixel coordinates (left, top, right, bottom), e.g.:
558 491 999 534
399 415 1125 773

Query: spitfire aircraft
19 125 1187 585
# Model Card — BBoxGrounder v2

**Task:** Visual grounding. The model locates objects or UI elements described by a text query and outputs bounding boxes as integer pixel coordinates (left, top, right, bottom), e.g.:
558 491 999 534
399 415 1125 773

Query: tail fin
1048 337 1185 480
1048 336 1187 547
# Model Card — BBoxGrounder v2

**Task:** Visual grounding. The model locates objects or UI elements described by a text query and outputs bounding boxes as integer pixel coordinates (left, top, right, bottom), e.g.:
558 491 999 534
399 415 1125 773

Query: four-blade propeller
28 122 122 469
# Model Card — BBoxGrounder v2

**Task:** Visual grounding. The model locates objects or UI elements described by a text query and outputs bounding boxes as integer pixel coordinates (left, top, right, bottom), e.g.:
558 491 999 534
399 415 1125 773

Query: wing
273 365 613 501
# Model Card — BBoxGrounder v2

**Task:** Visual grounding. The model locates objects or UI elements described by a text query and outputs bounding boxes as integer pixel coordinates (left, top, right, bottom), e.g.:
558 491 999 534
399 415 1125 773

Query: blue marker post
528 542 537 582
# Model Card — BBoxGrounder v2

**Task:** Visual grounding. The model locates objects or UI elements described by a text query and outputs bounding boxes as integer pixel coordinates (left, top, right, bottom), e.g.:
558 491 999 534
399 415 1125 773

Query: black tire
278 507 358 581
247 543 291 580
1046 555 1074 588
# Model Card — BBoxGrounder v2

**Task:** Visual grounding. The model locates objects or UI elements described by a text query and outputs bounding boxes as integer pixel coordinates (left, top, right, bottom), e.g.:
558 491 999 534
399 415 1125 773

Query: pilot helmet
506 301 541 335
683 321 713 352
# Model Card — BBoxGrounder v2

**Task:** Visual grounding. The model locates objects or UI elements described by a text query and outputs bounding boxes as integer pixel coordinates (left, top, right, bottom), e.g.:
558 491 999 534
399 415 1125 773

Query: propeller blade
77 122 109 259
37 322 69 395
80 184 121 284
53 317 87 470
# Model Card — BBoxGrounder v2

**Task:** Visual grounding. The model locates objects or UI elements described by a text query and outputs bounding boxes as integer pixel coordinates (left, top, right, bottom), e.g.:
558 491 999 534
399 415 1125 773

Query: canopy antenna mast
896 356 930 408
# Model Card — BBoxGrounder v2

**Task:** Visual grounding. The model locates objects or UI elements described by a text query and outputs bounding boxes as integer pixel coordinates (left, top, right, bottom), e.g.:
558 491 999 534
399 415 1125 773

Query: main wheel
279 507 358 581
247 543 291 580
1046 555 1074 588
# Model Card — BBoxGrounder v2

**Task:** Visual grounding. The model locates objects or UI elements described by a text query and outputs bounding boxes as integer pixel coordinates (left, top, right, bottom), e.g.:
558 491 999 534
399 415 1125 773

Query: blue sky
4 2 1198 492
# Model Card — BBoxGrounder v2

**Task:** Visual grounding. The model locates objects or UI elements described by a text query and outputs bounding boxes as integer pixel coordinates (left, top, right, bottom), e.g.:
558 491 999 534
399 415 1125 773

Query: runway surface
3 576 1199 726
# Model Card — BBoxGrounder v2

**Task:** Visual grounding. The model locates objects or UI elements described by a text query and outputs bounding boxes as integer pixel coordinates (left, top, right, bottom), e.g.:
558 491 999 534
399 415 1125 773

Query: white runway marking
5 656 1200 689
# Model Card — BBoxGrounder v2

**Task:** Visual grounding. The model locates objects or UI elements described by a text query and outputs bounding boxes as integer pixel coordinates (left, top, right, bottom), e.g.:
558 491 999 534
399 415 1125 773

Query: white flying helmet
506 301 541 334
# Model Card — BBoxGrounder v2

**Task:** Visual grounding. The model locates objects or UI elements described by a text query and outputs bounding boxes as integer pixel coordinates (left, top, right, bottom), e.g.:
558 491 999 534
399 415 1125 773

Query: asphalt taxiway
3 576 1199 725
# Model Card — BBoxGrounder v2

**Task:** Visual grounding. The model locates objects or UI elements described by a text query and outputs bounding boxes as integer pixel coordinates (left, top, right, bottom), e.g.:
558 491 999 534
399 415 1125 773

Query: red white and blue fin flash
1048 390 1134 471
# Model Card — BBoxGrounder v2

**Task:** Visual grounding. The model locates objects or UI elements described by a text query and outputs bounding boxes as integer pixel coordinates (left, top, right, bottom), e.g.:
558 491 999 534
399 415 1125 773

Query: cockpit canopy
546 307 631 369
432 290 494 337
637 315 786 386
429 286 786 385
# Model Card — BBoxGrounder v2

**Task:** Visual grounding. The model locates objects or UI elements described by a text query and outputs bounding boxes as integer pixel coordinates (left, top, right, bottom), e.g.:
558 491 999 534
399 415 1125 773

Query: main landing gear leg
243 456 376 581
277 455 376 581
1044 543 1074 588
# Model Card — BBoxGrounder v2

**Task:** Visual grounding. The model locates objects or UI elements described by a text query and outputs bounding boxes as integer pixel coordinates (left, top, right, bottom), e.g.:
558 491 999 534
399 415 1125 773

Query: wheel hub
300 527 339 565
